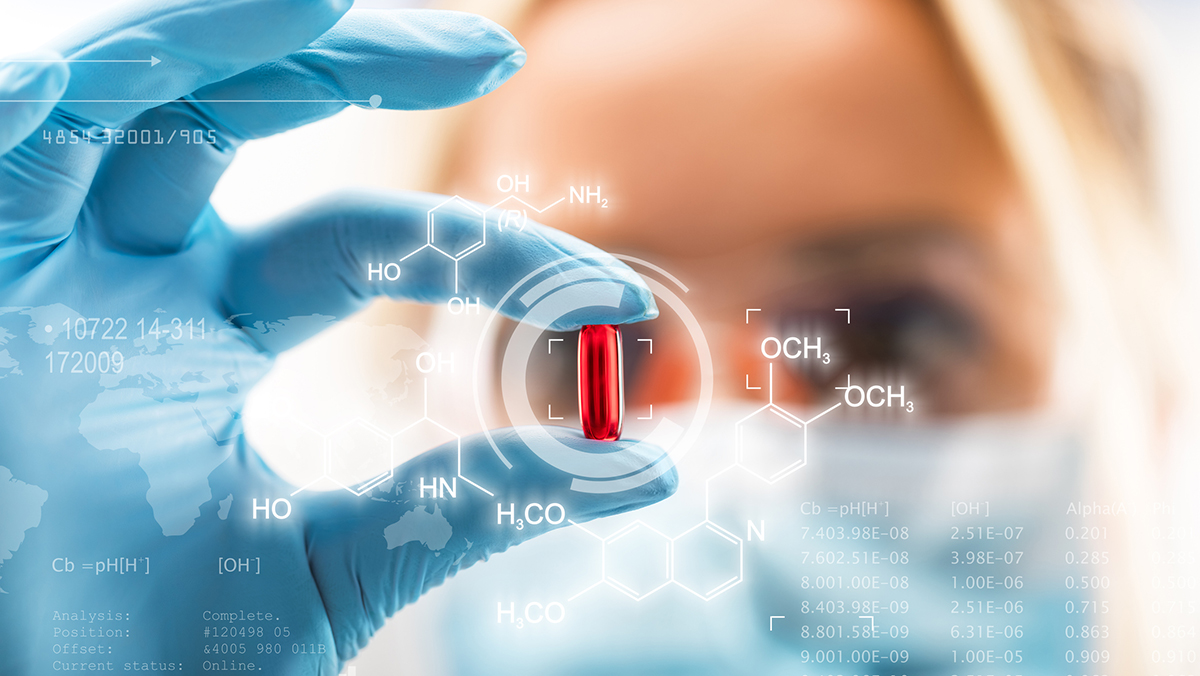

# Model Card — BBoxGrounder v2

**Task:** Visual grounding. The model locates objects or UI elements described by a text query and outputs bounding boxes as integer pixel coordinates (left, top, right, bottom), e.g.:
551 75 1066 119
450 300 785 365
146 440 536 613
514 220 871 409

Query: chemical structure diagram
560 364 850 605
548 310 914 609
296 201 917 615
286 378 493 498
373 176 606 294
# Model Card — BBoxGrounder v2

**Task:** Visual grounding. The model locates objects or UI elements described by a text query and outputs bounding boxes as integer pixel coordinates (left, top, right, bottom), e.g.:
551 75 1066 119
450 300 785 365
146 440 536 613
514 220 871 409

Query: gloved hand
0 2 672 674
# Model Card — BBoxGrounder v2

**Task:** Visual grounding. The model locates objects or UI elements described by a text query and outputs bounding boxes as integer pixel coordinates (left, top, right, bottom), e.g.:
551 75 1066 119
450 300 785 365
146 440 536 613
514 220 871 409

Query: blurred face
446 0 1056 416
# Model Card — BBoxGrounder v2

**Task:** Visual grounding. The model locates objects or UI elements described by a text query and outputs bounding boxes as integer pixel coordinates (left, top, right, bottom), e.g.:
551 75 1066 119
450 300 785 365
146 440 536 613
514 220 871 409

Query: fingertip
458 10 525 64
651 456 680 498
542 284 659 332
480 47 526 94
630 289 660 324
506 49 527 71
542 427 678 504
428 10 528 103
619 440 679 507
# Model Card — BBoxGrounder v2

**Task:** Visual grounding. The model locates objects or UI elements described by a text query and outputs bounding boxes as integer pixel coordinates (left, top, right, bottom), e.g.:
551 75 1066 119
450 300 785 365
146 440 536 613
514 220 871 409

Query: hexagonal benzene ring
671 521 743 600
427 195 486 261
327 420 393 495
736 403 807 483
603 522 672 600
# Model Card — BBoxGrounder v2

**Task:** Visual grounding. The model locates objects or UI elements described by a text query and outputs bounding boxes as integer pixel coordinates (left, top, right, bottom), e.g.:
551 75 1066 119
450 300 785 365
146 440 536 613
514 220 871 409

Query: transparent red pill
578 324 624 441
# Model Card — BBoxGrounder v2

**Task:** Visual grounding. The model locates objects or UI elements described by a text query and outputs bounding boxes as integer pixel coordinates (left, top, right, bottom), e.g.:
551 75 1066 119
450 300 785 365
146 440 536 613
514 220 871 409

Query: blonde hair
939 2 1194 671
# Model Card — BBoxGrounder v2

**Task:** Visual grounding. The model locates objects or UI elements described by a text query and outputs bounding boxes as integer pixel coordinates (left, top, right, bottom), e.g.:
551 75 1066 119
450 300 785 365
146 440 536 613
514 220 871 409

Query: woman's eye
775 286 983 404
507 284 985 420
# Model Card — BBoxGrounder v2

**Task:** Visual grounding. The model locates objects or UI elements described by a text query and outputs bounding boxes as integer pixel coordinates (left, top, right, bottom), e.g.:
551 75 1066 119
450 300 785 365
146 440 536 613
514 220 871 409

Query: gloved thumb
297 426 677 662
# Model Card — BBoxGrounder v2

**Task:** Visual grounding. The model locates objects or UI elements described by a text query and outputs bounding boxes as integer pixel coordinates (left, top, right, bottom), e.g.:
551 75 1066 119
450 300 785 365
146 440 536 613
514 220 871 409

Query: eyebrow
787 222 987 281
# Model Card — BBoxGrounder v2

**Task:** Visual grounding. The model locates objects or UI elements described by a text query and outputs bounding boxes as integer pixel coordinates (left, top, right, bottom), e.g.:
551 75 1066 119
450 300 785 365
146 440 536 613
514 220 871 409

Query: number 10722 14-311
55 316 208 341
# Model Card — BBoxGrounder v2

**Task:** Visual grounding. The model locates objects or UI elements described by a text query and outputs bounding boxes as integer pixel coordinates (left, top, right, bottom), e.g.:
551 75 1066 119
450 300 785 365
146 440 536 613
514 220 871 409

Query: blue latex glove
0 3 672 674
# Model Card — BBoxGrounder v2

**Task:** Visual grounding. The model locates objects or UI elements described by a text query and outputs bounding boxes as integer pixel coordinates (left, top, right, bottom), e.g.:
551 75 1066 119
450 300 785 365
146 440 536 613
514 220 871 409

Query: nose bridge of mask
799 416 1083 506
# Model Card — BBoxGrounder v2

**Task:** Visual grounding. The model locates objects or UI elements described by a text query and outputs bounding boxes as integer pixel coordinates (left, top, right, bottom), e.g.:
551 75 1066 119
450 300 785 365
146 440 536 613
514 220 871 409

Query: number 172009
46 349 125 374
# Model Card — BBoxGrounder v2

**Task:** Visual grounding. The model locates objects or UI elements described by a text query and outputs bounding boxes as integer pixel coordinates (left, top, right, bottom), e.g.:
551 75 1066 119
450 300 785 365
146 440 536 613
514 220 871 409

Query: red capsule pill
578 324 624 441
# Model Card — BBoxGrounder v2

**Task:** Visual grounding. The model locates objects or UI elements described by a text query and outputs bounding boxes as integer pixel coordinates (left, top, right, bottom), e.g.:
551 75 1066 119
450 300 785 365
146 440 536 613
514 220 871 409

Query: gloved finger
299 426 678 661
0 53 69 156
87 9 526 255
50 0 352 128
220 190 659 353
0 0 349 277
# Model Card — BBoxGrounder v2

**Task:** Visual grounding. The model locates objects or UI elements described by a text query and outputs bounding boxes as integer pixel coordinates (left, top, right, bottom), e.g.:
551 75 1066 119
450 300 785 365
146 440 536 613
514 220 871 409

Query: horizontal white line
0 99 373 104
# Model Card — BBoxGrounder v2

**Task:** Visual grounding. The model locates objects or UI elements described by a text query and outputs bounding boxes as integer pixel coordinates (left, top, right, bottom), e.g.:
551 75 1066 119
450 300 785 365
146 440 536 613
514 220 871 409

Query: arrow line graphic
1 56 160 66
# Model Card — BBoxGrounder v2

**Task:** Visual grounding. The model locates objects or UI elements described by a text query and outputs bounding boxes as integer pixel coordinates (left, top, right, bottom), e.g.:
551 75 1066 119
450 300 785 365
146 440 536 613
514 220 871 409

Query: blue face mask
415 404 1094 676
